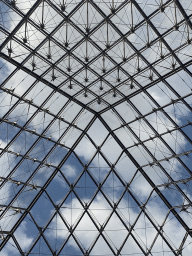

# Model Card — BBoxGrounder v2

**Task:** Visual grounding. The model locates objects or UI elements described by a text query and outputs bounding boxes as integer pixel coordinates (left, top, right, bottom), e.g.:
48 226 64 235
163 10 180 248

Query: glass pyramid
0 0 192 255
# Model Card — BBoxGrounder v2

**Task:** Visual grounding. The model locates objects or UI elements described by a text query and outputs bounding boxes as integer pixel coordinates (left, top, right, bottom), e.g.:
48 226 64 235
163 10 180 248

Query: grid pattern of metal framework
0 0 192 255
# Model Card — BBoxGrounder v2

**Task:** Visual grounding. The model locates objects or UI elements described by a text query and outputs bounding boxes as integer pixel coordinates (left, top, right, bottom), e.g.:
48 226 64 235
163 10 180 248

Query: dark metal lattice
0 0 192 255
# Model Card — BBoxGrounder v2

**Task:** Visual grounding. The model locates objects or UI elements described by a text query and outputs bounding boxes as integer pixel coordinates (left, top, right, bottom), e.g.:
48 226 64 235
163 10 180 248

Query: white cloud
62 164 77 178
14 221 33 250
46 194 192 255
1 221 33 255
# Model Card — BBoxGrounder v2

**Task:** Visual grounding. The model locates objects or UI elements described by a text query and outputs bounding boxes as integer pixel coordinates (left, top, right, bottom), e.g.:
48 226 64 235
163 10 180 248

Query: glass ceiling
0 0 192 255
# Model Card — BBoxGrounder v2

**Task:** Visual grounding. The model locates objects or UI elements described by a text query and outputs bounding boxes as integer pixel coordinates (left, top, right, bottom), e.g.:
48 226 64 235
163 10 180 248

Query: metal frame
0 0 192 255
